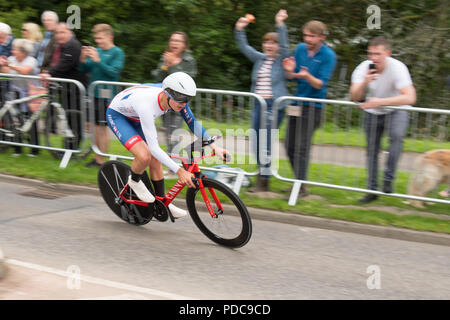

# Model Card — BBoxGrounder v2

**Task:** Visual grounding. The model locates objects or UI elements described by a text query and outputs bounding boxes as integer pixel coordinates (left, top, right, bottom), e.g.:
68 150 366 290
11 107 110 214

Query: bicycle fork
197 179 224 219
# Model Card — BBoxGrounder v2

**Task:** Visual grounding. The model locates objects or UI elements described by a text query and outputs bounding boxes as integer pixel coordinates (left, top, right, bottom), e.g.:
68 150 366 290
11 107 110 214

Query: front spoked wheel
186 177 252 248
97 160 154 225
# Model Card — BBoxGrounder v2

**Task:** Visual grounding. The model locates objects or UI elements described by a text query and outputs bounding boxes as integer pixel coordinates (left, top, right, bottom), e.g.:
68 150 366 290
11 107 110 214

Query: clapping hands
282 57 311 79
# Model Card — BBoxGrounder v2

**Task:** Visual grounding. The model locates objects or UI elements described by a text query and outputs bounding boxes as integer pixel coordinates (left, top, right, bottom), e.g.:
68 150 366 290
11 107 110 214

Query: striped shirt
255 57 274 98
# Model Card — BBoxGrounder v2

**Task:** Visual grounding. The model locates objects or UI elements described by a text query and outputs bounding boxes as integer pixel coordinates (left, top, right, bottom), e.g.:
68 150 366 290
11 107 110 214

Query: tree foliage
0 0 448 109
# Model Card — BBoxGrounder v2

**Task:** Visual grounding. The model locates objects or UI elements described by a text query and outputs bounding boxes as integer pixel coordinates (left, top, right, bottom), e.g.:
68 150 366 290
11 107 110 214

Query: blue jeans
251 99 285 177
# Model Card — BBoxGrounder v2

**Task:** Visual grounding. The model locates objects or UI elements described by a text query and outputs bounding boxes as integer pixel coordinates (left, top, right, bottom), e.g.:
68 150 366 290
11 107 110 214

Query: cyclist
106 72 230 218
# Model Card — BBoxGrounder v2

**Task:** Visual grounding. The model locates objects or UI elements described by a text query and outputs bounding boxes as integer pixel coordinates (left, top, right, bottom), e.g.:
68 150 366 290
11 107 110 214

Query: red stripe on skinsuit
124 135 143 150
157 91 164 111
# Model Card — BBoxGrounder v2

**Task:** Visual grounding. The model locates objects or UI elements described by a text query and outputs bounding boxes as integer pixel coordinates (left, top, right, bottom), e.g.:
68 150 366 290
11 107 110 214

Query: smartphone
369 63 376 70
81 40 92 47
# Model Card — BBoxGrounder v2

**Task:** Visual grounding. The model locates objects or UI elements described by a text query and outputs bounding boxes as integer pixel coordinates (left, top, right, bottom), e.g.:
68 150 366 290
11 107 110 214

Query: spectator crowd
0 8 429 202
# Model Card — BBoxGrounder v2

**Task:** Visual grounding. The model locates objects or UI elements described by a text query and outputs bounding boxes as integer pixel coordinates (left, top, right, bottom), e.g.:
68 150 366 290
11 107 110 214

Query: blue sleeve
234 29 265 63
277 24 290 59
180 104 210 140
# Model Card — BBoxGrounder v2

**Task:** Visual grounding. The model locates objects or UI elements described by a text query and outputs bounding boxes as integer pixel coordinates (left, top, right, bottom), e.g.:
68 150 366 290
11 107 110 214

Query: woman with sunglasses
21 23 43 60
106 72 230 218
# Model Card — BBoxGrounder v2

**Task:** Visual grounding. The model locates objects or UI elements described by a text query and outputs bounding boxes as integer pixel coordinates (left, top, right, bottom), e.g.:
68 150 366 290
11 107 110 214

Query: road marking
6 259 194 300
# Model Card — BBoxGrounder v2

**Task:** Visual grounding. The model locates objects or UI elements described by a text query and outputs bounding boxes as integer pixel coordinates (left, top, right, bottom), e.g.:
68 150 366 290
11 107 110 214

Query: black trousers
285 105 322 181
9 110 39 155
48 83 83 150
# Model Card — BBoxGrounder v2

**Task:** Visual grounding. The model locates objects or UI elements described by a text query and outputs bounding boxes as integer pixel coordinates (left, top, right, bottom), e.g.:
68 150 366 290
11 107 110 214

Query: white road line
6 259 194 300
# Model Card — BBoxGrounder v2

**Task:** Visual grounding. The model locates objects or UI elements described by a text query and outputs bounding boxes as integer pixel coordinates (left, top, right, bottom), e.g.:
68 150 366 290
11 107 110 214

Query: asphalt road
0 180 449 300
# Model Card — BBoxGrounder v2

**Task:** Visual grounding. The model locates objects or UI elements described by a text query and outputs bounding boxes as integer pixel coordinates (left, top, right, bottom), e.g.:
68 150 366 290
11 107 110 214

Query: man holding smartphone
350 36 416 203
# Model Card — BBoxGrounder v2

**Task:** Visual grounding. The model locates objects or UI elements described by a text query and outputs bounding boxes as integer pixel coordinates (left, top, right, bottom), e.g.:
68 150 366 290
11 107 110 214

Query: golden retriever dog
407 149 450 208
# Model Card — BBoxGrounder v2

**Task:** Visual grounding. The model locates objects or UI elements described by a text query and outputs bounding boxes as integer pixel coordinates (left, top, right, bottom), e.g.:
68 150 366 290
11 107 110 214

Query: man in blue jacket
283 20 336 197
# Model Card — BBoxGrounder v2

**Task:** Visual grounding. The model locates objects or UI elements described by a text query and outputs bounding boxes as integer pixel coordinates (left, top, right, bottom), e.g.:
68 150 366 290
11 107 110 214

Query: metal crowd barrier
87 81 268 194
271 96 450 206
2 73 448 207
0 73 87 168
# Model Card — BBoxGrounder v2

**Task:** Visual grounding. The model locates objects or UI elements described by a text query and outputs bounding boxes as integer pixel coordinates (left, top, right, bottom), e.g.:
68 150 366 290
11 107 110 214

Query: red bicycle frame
118 151 225 219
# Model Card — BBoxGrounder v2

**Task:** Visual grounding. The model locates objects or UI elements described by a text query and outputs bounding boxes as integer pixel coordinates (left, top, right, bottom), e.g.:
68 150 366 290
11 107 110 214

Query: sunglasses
165 89 191 103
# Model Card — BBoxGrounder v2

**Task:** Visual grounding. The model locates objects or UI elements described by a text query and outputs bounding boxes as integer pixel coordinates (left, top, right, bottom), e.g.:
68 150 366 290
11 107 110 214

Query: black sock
152 179 165 197
131 170 142 183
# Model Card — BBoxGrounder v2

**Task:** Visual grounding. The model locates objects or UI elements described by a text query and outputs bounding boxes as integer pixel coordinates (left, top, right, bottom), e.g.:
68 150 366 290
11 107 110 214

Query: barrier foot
59 151 74 169
233 172 245 195
288 181 302 206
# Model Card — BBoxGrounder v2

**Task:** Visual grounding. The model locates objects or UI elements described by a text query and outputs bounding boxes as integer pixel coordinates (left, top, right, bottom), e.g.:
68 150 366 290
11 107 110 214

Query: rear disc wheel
97 160 154 225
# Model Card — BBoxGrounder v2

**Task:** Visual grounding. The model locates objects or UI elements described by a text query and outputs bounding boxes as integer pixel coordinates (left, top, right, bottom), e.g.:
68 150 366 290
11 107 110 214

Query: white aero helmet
162 72 196 103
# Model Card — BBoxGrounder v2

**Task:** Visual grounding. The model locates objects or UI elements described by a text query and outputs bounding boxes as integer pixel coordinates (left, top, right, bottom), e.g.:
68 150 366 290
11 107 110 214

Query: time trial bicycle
97 136 252 248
